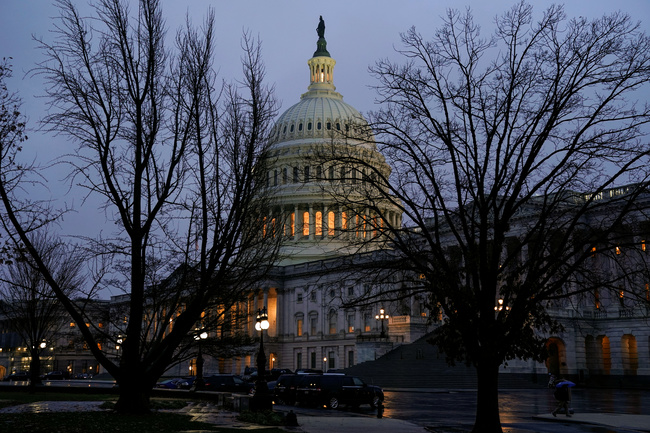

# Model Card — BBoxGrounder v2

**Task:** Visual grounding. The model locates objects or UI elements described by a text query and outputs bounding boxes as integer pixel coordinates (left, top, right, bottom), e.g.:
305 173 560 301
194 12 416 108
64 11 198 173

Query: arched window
315 211 323 236
303 211 310 236
328 211 335 236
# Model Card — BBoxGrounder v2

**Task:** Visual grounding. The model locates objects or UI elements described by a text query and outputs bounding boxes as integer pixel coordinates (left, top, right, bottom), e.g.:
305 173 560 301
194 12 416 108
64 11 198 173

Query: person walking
552 378 573 417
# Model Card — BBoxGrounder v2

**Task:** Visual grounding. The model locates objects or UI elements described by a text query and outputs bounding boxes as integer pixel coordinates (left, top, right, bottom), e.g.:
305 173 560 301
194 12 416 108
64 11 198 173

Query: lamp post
375 307 389 338
192 329 208 391
252 307 272 411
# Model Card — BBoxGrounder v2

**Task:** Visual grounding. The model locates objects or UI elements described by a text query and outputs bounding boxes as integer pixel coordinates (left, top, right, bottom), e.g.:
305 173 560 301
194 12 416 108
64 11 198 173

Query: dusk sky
1 0 649 270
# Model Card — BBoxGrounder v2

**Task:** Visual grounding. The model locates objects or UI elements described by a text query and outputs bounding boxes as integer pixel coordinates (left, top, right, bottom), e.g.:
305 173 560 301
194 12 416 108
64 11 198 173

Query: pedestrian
552 378 572 417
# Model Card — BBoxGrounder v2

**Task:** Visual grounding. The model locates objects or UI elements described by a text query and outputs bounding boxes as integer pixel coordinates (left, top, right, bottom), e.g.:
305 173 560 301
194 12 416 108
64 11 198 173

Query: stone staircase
343 333 544 390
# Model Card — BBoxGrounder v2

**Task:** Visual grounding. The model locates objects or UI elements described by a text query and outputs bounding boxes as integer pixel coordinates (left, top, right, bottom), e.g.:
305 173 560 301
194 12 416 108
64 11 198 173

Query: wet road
278 388 650 432
381 388 650 432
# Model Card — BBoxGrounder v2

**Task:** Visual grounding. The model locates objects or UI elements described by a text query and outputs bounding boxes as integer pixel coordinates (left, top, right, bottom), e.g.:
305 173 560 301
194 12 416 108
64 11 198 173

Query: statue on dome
317 16 325 39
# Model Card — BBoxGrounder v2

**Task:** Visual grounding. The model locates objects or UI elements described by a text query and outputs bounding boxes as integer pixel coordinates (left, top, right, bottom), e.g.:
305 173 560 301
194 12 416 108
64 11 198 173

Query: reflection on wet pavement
0 401 105 413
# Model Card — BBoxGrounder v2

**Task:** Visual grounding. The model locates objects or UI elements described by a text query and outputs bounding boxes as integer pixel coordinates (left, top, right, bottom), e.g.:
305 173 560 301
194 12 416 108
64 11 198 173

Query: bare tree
321 3 650 432
0 0 279 413
0 232 84 387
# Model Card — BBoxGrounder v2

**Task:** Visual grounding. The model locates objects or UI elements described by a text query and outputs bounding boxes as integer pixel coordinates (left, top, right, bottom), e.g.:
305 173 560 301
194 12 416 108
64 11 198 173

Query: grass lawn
0 390 287 433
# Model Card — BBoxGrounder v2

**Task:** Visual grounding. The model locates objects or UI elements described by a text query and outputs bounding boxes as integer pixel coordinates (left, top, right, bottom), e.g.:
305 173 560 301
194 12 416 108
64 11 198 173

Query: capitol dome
264 18 401 266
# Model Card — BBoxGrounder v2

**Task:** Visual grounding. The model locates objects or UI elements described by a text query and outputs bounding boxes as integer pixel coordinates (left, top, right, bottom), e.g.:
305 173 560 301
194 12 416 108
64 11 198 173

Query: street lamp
192 329 208 391
375 307 389 338
252 307 272 411
494 299 510 312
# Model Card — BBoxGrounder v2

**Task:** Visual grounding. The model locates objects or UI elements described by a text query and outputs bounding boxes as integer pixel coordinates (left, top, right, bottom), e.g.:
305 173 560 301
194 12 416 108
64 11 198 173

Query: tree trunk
472 360 503 433
114 373 152 414
28 350 42 391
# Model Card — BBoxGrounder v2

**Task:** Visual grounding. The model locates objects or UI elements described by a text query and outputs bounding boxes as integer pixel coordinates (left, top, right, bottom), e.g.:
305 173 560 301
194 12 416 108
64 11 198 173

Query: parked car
178 377 195 389
4 371 29 381
202 374 254 394
155 378 185 389
44 371 69 380
295 374 384 409
273 374 305 405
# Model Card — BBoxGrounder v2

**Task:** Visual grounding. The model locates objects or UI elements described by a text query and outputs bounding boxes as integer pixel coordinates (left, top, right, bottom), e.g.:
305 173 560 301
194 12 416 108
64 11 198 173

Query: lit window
342 212 348 230
643 240 647 252
347 314 355 333
591 247 596 257
290 212 295 236
297 319 303 337
69 322 75 328
616 246 621 255
329 310 337 334
328 211 335 236
315 211 323 236
303 211 310 236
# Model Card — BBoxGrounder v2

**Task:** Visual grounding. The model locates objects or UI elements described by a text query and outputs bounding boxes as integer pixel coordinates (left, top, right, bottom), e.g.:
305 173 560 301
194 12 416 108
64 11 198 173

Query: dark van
295 374 384 409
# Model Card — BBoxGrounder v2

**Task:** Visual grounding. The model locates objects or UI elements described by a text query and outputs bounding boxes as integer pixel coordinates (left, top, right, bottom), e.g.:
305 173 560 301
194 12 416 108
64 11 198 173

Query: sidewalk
533 412 650 432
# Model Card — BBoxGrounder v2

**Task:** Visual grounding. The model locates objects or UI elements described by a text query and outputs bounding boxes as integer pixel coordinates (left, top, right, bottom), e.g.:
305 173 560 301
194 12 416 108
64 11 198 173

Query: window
296 318 303 337
619 289 625 307
69 322 75 328
329 289 335 298
310 352 316 369
298 123 303 131
363 312 372 332
616 246 621 255
317 122 322 130
348 350 354 367
642 240 647 252
328 352 335 369
316 166 322 180
283 168 288 183
348 286 354 297
293 167 299 183
328 166 334 181
310 291 316 302
310 316 318 335
304 166 310 182
297 291 303 302
308 122 312 130
274 170 278 186
290 212 295 236
290 124 294 132
327 122 331 130
347 313 355 333
315 211 323 236
297 353 303 370
340 166 346 182
329 310 337 334
594 289 601 309
328 211 335 236
303 211 310 236
342 212 348 230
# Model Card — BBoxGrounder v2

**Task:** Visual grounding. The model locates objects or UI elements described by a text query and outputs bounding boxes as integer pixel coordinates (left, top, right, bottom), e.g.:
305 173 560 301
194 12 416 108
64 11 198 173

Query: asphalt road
278 388 650 433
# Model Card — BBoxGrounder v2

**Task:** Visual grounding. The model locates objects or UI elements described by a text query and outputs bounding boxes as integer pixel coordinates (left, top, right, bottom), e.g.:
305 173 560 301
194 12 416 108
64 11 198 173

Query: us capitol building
1 18 648 387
